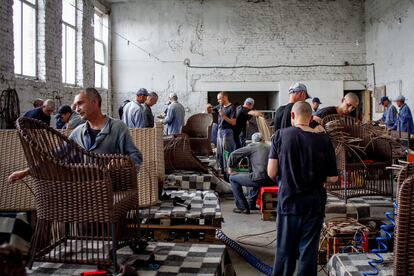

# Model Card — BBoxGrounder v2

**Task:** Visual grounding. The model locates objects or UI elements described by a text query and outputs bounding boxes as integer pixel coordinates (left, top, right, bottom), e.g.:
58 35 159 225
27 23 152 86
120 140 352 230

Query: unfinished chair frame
322 115 393 201
16 117 139 271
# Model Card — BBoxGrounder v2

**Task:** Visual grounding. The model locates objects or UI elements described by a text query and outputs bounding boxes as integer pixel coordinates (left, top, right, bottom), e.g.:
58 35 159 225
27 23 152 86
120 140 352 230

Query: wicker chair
322 115 393 201
16 117 139 271
394 174 414 276
182 113 213 156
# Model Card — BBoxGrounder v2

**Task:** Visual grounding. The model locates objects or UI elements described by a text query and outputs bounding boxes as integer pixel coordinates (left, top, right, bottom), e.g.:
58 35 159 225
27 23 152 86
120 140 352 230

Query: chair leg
27 220 42 269
111 223 118 274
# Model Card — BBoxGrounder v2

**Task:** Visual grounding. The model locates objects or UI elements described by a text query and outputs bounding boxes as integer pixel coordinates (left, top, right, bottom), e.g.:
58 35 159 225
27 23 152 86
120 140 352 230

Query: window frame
61 0 77 85
94 10 108 89
14 0 38 78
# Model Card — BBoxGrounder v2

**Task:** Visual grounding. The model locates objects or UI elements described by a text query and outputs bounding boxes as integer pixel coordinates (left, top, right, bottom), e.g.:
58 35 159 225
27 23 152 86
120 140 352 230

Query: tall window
94 10 108 89
62 0 76 85
13 0 37 77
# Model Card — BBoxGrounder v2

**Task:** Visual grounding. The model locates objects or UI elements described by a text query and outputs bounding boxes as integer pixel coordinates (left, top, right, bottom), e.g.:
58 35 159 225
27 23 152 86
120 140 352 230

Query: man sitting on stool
228 132 274 214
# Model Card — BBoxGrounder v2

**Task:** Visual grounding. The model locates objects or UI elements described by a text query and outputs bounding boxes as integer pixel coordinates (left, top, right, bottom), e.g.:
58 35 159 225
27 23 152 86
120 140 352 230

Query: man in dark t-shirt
234 97 261 149
268 101 338 276
23 99 55 126
273 82 310 132
313 92 359 124
215 92 237 180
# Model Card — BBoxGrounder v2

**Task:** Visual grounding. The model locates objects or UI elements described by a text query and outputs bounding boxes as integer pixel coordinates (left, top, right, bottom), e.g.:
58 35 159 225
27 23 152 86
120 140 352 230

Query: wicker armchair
322 115 393 201
182 113 213 156
16 117 139 271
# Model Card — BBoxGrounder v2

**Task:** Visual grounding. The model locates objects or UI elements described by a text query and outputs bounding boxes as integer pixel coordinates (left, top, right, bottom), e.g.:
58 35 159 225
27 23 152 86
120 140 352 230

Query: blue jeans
272 212 323 276
229 174 271 210
211 123 218 146
216 128 236 177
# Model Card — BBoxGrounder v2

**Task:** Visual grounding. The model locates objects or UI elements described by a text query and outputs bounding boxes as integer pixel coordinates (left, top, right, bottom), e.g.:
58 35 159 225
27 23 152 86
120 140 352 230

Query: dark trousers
272 212 323 276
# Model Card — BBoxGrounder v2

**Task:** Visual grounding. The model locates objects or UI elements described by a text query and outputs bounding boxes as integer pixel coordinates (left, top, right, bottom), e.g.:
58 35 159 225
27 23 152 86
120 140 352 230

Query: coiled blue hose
216 230 273 275
363 202 397 276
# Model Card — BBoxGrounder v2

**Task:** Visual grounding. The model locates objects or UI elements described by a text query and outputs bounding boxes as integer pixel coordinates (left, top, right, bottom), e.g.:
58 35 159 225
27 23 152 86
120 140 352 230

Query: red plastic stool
257 186 279 212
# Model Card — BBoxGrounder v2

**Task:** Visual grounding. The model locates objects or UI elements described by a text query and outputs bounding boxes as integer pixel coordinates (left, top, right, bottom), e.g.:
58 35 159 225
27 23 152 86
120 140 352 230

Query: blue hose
216 230 273 275
363 202 397 276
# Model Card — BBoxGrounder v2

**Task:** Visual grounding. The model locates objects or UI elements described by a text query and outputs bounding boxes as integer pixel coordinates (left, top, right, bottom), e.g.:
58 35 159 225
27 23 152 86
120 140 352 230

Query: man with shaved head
268 101 338 276
313 92 360 123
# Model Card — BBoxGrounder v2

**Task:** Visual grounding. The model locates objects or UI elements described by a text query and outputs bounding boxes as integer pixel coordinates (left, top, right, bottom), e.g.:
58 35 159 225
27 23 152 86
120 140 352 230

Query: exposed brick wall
111 0 367 116
0 0 110 123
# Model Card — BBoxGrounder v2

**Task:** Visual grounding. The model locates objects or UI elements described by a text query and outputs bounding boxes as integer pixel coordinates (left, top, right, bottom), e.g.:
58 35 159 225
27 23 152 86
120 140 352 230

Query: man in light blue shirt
392 95 414 134
377 96 397 130
122 88 149 128
163 93 185 135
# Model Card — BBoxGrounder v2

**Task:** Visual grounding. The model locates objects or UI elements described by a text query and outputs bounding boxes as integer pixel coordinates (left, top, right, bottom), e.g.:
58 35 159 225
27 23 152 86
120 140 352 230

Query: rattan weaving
0 130 35 211
164 134 210 173
256 116 271 142
322 115 393 201
16 117 139 271
394 174 414 276
182 113 213 156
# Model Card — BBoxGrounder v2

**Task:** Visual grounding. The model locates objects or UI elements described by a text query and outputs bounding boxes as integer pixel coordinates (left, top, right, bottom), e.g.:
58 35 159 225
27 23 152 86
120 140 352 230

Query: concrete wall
365 0 414 120
111 0 367 118
0 0 110 123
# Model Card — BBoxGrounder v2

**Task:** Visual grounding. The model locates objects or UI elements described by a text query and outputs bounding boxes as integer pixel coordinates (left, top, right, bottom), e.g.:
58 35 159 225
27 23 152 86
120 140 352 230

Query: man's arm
219 110 236 126
8 168 30 183
267 159 278 181
228 147 251 169
326 176 338 183
163 105 174 125
248 110 262 117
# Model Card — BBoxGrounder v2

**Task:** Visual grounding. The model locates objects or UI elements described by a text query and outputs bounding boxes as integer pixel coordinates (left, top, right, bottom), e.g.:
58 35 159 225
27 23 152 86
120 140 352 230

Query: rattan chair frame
16 117 139 271
322 114 393 201
182 113 213 156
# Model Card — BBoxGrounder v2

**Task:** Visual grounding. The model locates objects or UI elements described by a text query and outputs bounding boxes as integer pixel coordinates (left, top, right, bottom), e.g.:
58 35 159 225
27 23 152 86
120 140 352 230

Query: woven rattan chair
16 117 139 271
394 174 414 276
182 113 213 156
164 134 210 173
322 115 393 201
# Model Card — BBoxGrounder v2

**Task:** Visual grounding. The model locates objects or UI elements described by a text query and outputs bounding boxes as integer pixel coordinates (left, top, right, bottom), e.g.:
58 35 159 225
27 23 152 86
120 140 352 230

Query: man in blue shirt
23 99 55 126
376 96 397 130
392 95 414 134
122 88 149 128
163 93 185 135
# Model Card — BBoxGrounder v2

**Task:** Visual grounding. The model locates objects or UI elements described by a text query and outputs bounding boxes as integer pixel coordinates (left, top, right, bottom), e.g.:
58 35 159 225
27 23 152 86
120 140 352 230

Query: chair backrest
256 116 271 142
395 175 414 276
182 113 213 137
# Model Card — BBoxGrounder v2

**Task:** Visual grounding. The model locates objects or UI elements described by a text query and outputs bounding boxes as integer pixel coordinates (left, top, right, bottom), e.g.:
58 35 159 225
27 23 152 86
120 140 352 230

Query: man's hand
8 169 29 183
227 168 237 176
218 109 225 117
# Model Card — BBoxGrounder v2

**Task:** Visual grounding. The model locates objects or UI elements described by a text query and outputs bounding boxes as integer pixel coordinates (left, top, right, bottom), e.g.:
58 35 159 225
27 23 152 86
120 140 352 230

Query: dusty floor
220 199 327 276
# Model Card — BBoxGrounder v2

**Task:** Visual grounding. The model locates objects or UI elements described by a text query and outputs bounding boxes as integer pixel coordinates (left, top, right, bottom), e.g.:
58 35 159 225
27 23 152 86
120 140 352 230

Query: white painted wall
110 0 367 118
366 0 414 120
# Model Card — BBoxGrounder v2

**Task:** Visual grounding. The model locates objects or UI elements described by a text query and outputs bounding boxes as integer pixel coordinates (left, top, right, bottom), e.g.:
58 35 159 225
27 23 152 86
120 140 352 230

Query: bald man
313 92 359 123
268 101 338 276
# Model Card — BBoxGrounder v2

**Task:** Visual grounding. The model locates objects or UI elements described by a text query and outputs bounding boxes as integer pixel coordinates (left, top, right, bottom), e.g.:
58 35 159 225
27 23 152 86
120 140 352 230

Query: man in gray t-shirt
228 132 274 214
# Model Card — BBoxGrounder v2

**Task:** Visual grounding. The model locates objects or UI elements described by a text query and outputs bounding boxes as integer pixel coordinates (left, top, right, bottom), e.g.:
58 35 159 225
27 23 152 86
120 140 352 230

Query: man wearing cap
268 101 338 276
122 88 149 128
392 95 414 134
313 92 360 123
23 99 55 126
273 82 310 132
163 93 185 135
143 92 159 128
311 97 322 114
56 105 84 130
375 96 397 130
228 132 274 214
234 98 262 149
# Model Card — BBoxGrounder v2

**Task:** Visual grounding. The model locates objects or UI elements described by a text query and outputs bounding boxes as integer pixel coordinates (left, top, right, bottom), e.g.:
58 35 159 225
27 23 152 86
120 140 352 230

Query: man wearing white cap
228 132 274 214
392 95 414 134
234 98 262 149
163 92 185 135
122 88 149 128
273 82 310 132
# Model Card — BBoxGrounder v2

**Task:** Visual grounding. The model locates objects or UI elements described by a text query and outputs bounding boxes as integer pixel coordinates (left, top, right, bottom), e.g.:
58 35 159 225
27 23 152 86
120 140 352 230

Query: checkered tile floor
165 171 218 191
28 242 227 275
327 252 393 276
